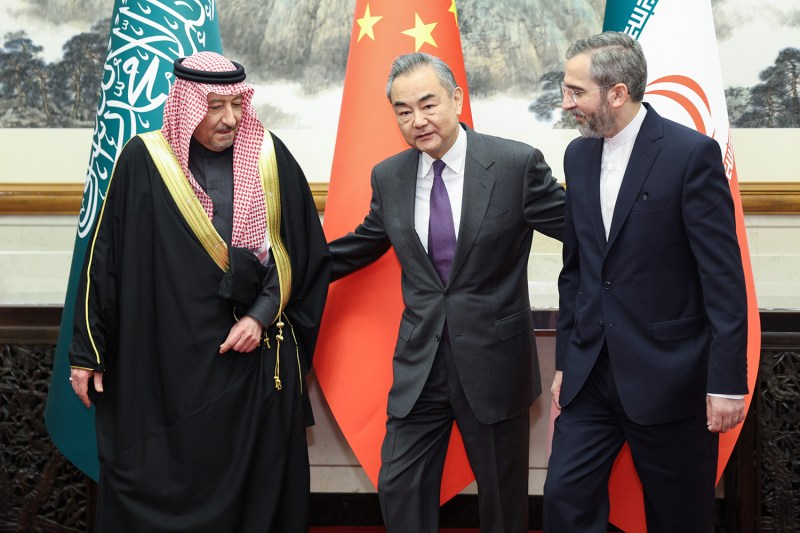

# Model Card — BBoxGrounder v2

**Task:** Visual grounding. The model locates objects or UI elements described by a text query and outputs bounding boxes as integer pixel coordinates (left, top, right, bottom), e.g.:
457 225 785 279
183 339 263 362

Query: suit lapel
395 149 442 283
606 105 663 251
449 128 495 285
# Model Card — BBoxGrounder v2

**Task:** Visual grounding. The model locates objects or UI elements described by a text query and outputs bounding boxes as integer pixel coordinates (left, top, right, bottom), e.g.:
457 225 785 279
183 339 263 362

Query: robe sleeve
271 133 331 368
245 255 281 328
69 138 139 372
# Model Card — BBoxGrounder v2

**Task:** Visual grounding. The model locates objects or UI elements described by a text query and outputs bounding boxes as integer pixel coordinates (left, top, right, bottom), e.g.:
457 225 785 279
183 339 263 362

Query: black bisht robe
69 133 331 532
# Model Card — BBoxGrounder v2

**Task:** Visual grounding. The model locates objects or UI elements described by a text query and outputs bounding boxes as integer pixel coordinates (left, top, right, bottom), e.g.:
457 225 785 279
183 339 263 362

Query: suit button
435 334 441 342
597 321 605 329
603 281 612 290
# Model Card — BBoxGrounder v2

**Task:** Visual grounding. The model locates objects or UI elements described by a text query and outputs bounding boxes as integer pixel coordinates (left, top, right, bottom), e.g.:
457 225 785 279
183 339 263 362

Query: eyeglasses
561 83 617 105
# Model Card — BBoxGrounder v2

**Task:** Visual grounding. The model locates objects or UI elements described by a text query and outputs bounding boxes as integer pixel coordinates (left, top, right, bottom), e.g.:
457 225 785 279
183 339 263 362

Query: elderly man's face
193 92 243 151
390 65 463 160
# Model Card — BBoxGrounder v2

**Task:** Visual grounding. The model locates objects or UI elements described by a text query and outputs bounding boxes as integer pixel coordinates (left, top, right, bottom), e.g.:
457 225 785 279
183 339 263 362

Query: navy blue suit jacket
556 103 748 425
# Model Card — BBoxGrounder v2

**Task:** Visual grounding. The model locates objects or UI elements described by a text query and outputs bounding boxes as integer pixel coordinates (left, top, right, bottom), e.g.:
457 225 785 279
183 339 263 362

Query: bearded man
544 32 747 532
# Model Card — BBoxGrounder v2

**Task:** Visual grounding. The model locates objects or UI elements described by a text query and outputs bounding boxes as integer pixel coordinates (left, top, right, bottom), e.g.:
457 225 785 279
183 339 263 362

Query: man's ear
453 86 464 115
609 83 629 109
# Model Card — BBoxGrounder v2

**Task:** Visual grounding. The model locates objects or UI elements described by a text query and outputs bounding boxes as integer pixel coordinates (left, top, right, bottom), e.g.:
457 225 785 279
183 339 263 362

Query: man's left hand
220 315 264 354
706 395 745 433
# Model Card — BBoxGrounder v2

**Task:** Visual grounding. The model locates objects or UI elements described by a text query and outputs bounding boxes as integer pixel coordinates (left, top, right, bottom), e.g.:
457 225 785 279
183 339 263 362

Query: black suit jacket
329 125 565 424
556 103 748 425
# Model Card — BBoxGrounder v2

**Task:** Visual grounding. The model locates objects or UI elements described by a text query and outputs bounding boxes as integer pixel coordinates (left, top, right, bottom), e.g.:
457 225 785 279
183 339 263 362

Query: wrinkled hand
551 370 563 410
70 368 104 408
220 315 264 354
706 395 745 433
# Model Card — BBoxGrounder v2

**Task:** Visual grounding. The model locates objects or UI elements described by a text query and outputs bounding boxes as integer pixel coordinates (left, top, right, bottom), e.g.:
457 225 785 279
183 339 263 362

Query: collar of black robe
189 136 234 161
173 57 246 84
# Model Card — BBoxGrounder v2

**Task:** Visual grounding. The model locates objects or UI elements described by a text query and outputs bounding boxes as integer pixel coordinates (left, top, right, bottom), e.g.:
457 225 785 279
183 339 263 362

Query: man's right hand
551 370 563 410
70 368 104 408
219 315 264 354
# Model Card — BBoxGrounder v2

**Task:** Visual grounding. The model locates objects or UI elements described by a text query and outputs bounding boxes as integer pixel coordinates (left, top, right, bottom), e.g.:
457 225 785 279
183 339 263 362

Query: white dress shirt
414 125 467 251
600 105 647 238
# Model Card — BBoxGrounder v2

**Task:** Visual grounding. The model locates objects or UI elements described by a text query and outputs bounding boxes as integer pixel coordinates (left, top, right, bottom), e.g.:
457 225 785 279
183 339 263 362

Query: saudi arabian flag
44 0 222 481
602 2 761 531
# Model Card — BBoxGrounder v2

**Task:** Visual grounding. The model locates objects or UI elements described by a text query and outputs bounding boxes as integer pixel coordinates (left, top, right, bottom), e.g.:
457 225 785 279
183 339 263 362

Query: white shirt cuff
707 393 745 400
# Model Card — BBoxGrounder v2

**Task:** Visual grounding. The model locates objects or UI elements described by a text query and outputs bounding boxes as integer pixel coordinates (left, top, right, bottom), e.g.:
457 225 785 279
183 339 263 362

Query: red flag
314 0 475 504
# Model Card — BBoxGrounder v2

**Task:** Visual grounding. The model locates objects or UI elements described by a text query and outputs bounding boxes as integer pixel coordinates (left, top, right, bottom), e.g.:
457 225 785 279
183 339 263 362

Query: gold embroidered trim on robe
259 132 292 324
141 130 292 330
140 130 296 391
140 130 229 272
82 144 126 366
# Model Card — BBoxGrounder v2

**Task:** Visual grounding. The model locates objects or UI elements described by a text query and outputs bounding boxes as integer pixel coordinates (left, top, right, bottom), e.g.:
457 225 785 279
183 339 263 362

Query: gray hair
565 31 647 102
385 52 458 100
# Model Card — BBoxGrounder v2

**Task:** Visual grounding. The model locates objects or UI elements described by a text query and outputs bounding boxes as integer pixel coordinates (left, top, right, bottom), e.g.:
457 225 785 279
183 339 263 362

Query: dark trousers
377 338 530 533
543 347 718 533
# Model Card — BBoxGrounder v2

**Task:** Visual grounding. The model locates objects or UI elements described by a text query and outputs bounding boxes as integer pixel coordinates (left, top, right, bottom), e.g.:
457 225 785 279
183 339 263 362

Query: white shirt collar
605 104 647 149
421 124 467 177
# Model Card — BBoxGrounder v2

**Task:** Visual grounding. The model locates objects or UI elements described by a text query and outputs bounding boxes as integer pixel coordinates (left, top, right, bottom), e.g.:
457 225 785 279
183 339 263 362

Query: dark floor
309 493 748 532
309 494 621 531
310 529 540 532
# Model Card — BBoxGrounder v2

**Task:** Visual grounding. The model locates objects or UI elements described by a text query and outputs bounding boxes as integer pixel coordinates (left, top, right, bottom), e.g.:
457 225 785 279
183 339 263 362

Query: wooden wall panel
1 182 797 216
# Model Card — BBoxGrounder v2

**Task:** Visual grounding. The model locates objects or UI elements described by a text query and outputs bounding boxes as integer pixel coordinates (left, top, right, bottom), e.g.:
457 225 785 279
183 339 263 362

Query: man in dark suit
543 32 748 532
328 52 565 532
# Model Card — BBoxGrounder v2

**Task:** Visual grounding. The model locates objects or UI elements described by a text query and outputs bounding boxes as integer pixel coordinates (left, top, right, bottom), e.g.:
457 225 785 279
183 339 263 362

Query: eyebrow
208 95 243 105
393 92 436 108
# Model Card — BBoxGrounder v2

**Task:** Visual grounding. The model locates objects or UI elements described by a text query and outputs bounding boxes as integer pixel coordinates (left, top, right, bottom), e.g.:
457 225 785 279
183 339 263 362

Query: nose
561 91 576 111
220 104 237 127
412 109 428 128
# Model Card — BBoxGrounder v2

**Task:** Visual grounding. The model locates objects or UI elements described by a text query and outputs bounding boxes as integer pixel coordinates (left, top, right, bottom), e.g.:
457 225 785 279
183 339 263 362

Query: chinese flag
603 1 761 531
314 0 475 504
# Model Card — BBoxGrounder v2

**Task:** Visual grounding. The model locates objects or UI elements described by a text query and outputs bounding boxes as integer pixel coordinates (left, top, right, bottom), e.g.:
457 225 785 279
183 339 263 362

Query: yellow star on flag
449 0 458 28
356 4 382 42
401 13 438 51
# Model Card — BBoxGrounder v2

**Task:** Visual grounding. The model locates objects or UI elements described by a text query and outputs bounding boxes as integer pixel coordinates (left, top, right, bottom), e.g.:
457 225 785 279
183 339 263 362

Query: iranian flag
602 1 761 531
314 0 476 503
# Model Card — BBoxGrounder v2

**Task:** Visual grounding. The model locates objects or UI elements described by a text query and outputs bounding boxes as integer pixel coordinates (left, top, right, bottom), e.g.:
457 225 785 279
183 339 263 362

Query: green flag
603 0 657 39
44 0 222 481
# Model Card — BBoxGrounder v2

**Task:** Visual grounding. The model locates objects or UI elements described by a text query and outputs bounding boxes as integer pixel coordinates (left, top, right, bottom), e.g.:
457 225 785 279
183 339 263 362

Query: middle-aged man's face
390 64 463 160
193 92 243 151
562 53 616 139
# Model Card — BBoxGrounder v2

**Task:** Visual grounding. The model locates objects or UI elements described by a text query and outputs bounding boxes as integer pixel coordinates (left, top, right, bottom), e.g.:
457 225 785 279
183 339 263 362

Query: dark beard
577 99 616 138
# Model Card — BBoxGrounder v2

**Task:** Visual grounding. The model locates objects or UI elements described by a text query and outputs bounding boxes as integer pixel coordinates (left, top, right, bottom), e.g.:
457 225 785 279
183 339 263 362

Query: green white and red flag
602 1 761 531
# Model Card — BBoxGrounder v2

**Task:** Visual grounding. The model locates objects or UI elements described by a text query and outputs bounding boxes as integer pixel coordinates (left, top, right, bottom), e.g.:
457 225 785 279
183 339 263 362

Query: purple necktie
428 159 456 283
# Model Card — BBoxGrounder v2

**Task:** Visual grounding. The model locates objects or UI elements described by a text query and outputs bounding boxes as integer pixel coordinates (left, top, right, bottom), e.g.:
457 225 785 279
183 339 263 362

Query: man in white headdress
67 51 330 532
